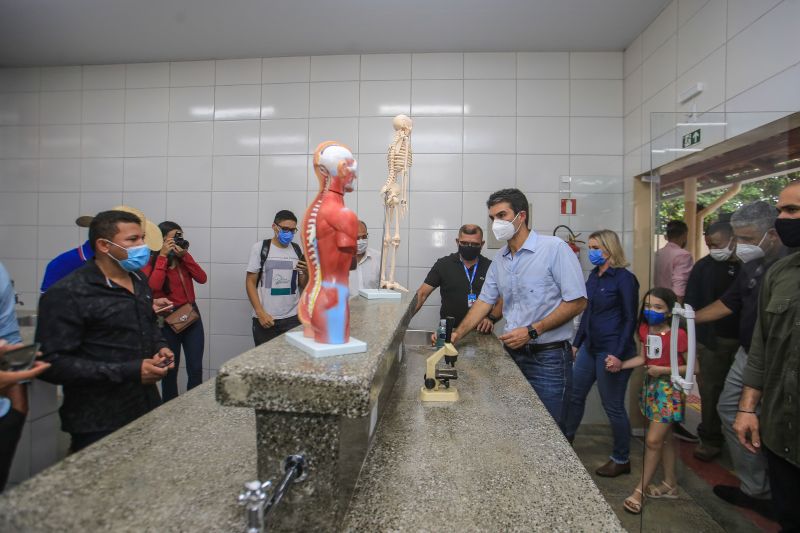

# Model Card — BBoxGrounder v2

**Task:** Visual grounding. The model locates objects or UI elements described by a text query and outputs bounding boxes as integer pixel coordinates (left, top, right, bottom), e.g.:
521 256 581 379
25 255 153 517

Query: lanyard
463 261 477 295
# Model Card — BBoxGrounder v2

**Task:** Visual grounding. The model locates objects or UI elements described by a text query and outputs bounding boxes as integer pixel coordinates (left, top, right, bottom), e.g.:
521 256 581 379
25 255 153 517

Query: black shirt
685 255 741 347
423 253 491 327
36 260 166 434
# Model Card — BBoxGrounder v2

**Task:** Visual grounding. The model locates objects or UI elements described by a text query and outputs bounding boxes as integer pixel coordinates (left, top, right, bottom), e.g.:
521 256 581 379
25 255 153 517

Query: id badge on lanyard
467 293 476 308
464 262 477 308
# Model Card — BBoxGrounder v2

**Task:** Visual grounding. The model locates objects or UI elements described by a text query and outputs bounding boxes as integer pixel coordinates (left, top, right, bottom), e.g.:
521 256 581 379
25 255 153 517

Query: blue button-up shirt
478 231 587 344
573 266 639 358
0 261 22 344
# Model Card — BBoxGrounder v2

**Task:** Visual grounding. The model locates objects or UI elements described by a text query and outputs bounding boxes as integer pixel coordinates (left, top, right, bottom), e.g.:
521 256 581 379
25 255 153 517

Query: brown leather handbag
164 267 200 334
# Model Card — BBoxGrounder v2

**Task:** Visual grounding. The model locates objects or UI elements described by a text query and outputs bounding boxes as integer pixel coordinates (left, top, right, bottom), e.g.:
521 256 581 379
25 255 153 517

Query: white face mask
708 238 733 262
492 212 521 241
735 232 767 263
356 238 368 255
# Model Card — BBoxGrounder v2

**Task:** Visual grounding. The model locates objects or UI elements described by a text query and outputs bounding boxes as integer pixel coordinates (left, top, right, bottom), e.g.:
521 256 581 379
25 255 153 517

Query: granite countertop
342 333 624 533
217 293 415 418
0 382 255 533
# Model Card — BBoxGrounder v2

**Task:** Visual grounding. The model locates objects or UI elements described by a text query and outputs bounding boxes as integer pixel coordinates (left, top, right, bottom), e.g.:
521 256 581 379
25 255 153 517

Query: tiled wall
623 0 800 253
0 51 625 379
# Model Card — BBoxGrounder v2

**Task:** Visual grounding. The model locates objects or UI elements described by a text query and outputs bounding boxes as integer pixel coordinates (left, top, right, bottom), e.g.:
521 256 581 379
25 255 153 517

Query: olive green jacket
743 250 800 467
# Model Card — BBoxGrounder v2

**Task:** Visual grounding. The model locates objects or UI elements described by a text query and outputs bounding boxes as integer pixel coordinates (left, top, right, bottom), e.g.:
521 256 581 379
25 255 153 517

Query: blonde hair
589 229 629 268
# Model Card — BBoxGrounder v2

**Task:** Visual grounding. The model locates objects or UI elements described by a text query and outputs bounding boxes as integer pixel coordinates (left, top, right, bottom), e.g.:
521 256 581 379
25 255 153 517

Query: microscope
420 316 459 402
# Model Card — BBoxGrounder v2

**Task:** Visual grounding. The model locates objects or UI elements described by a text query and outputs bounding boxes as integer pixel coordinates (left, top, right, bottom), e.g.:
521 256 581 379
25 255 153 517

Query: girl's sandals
623 489 644 514
645 481 679 499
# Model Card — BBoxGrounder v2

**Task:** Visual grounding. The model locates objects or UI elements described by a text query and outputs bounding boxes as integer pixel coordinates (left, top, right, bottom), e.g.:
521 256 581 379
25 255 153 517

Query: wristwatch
487 314 499 324
527 326 539 340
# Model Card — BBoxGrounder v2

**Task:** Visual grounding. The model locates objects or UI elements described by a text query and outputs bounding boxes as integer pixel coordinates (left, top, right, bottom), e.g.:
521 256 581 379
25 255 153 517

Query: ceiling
0 0 670 67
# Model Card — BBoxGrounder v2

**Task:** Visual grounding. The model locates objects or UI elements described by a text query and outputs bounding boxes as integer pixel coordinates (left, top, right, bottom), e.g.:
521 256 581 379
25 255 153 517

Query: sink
403 329 434 347
17 314 37 328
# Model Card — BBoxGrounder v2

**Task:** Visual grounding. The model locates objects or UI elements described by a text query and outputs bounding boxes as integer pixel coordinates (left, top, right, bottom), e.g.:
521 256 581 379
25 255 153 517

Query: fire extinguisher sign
561 198 576 215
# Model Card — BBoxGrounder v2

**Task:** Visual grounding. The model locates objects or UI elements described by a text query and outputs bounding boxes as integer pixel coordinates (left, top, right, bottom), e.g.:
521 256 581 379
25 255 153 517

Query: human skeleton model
298 141 359 344
379 114 413 292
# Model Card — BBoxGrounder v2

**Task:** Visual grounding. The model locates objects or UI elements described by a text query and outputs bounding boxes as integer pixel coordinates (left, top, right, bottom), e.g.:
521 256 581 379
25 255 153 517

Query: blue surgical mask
588 249 607 266
278 229 294 246
105 240 151 272
643 309 667 325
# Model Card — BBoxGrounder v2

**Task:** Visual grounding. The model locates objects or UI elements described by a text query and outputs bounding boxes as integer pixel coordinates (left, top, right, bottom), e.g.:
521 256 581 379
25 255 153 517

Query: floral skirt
639 375 685 423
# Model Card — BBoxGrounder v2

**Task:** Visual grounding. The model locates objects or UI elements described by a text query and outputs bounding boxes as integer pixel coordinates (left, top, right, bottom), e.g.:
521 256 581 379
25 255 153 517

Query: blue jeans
506 342 573 434
160 318 205 402
564 345 632 463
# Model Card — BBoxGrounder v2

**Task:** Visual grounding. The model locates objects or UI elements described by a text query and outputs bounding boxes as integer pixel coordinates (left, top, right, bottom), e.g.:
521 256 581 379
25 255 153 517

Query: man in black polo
36 210 174 453
414 224 501 335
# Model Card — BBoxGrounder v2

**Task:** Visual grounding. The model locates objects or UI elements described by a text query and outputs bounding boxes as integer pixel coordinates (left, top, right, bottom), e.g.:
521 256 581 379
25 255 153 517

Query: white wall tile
464 53 516 79
259 119 308 155
122 191 166 220
38 193 79 226
528 192 562 230
213 120 260 156
81 90 124 123
408 228 457 267
409 154 462 192
360 54 411 81
359 81 410 117
0 193 38 226
125 63 169 88
676 46 726 113
210 299 253 336
308 117 358 154
212 192 258 227
167 156 212 191
726 61 800 112
642 1 677 60
212 156 259 191
411 80 463 116
623 66 643 116
181 228 210 263
80 192 122 215
81 124 123 158
169 86 214 122
40 67 82 91
0 159 39 192
82 158 123 191
170 61 215 87
569 193 624 231
124 88 169 122
123 157 167 191
37 226 79 262
39 91 81 125
463 80 515 116
3 259 38 293
166 192 211 227
215 59 262 85
570 155 623 177
260 155 307 191
463 154 515 192
168 121 213 156
82 65 125 90
215 85 261 120
353 153 387 191
261 83 309 119
570 52 623 79
310 55 360 81
209 263 248 299
642 35 677 100
517 117 569 154
516 155 569 192
210 227 257 264
0 68 39 93
412 53 463 80
571 117 623 155
678 0 706 27
460 192 491 235
517 80 569 116
624 35 643 78
0 93 39 126
39 158 80 192
209 334 254 369
411 117 463 153
309 81 359 117
571 80 623 117
727 0 782 39
570 175 623 194
262 56 310 83
642 83 676 141
0 126 38 158
0 225 37 259
257 191 307 228
357 117 396 154
464 117 515 154
40 125 81 158
125 123 168 157
516 52 569 79
624 107 643 154
677 0 726 75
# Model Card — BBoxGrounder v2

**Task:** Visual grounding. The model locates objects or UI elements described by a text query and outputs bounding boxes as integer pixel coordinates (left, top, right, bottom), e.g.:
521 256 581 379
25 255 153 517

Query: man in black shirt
36 210 175 453
685 221 741 461
414 224 501 337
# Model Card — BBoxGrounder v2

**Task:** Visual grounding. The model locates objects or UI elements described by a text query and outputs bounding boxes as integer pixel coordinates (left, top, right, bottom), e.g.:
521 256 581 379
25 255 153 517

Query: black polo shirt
423 252 491 327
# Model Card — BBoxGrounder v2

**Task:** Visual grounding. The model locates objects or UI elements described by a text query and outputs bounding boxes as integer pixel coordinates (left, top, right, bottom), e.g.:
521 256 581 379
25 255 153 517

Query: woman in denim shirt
564 230 639 477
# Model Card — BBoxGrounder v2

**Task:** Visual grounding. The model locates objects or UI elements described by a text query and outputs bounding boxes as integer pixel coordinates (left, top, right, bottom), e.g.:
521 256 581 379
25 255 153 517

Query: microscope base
420 386 459 402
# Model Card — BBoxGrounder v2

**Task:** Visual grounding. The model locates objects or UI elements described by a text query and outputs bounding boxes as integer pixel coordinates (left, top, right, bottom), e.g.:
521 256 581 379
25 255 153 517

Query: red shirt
638 323 687 368
142 253 207 307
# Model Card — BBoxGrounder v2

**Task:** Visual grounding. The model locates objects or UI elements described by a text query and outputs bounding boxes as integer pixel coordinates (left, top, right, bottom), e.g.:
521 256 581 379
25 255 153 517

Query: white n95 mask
492 213 521 241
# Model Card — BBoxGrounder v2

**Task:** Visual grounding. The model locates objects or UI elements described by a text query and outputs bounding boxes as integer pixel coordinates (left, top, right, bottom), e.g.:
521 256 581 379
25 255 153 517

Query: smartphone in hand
0 343 40 372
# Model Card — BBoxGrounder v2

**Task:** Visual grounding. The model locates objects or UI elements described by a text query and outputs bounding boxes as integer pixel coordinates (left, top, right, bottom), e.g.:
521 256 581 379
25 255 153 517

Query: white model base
359 288 402 300
285 331 367 358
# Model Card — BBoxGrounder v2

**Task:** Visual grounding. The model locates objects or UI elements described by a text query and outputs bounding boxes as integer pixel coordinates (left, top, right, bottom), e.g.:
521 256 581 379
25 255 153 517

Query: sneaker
713 485 775 520
693 442 721 462
595 460 631 477
673 423 699 443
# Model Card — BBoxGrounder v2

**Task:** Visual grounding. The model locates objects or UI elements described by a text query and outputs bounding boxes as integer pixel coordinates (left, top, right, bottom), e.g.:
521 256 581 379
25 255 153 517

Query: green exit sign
682 129 701 148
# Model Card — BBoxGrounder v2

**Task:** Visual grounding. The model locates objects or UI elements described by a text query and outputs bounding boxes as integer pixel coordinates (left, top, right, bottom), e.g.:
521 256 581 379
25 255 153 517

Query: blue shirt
478 231 587 344
0 261 22 344
573 266 639 358
40 240 94 293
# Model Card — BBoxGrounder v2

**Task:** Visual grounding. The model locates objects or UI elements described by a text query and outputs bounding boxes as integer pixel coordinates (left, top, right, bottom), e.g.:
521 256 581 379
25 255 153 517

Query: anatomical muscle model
298 141 359 344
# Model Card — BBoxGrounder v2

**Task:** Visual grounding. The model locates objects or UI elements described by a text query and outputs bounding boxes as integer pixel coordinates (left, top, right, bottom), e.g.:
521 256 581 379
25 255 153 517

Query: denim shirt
573 266 639 358
0 261 22 344
478 231 586 344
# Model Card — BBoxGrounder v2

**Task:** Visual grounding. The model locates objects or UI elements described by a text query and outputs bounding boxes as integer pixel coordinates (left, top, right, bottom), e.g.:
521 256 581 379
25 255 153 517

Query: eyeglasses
276 225 298 234
457 241 482 248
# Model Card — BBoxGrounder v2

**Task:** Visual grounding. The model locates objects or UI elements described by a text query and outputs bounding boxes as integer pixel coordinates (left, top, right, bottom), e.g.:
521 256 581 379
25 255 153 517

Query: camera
173 231 190 250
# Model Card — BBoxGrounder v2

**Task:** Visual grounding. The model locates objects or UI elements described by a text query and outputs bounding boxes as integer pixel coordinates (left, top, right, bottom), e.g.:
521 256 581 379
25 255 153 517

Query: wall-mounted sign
561 198 576 215
682 129 701 148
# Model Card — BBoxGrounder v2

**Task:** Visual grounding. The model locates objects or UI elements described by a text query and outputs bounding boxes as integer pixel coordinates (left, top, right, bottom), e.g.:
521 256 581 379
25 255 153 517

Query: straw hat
75 205 164 251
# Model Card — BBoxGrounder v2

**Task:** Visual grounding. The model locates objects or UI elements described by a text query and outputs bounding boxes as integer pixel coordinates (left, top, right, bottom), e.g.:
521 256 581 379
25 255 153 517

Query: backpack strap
255 239 271 288
291 242 304 261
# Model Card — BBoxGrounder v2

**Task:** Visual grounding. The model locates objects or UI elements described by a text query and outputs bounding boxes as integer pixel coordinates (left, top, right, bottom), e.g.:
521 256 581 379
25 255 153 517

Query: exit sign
682 129 701 148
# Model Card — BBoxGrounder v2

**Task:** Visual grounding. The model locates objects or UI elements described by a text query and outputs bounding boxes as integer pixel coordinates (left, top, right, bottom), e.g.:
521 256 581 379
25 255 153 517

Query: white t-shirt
246 240 302 320
348 247 381 297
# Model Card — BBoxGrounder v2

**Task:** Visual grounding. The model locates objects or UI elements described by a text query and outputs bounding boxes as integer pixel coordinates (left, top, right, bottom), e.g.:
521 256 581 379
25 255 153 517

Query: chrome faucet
237 453 308 533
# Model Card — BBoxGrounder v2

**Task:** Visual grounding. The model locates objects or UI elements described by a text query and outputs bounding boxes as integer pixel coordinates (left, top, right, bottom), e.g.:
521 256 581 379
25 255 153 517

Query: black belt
528 340 570 353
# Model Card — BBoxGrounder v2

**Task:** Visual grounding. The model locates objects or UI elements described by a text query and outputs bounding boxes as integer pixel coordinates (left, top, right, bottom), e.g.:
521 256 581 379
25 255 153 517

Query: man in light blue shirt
452 188 587 432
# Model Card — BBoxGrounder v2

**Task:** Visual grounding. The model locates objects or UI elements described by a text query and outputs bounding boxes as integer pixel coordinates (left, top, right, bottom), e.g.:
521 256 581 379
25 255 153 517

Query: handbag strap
175 264 193 304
